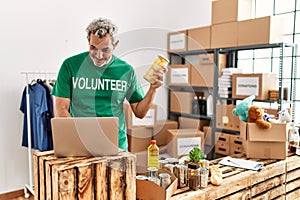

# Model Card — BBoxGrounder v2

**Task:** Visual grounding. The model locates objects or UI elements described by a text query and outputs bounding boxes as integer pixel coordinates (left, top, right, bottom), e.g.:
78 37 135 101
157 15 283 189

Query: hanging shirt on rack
20 82 53 151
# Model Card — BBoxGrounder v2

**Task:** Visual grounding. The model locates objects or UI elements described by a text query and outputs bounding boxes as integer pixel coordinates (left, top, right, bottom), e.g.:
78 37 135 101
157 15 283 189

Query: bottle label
148 153 159 168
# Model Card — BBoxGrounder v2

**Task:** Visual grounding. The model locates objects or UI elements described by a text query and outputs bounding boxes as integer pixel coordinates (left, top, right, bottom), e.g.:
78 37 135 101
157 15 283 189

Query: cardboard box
169 91 194 114
203 126 213 145
212 0 253 25
178 116 210 131
167 129 205 158
187 26 211 50
211 22 238 48
136 169 178 200
238 16 284 46
127 127 153 153
230 135 244 155
232 73 277 100
168 64 191 86
124 103 157 129
153 120 178 146
215 142 230 155
168 30 187 52
240 121 289 159
191 53 226 87
216 104 240 131
215 132 231 155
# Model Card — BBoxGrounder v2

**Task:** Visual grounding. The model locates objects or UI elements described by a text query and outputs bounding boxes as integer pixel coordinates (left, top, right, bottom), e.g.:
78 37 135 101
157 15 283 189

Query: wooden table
33 151 136 200
171 153 300 200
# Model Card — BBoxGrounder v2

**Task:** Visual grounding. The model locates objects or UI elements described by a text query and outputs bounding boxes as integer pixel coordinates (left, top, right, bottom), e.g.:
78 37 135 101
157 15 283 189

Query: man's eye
90 46 97 50
102 48 109 52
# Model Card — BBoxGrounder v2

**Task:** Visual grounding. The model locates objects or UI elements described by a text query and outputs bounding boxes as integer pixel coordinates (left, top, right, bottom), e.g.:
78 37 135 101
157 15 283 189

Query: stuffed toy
232 95 255 122
278 109 291 123
264 108 291 124
263 112 278 124
248 105 272 129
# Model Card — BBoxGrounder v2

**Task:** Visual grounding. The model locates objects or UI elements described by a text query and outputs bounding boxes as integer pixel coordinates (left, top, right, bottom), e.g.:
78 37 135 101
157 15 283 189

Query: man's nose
95 50 103 58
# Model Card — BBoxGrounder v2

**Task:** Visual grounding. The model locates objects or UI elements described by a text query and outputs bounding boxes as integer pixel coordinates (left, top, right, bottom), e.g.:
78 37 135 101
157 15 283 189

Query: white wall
0 0 211 194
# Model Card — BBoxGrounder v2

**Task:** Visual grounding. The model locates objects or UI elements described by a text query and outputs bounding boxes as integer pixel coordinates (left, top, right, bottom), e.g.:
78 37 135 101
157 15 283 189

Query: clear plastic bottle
289 120 299 153
206 94 213 116
148 140 159 168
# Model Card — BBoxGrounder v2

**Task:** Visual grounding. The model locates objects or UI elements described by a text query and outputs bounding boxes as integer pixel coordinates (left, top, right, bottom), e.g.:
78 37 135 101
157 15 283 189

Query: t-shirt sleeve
20 86 27 113
126 70 145 104
51 60 72 98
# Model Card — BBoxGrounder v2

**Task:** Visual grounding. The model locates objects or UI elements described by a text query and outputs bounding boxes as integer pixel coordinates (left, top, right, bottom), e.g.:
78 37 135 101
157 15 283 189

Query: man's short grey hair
86 17 118 41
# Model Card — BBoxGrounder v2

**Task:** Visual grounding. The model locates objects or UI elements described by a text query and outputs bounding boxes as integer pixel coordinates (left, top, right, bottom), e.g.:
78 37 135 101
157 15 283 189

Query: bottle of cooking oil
148 140 159 168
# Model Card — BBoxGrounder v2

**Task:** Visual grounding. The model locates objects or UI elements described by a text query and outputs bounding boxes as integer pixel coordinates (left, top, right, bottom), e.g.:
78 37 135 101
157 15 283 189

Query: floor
9 195 34 200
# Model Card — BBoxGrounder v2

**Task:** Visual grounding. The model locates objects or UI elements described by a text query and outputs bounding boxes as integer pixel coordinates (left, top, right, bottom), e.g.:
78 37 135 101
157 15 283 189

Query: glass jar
187 163 200 190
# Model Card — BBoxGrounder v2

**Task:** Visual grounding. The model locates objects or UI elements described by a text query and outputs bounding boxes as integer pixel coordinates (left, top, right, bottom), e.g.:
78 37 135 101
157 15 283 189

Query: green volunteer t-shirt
51 52 145 151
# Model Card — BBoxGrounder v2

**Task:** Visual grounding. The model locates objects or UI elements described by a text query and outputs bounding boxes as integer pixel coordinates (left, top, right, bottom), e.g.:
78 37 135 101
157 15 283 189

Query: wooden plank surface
221 189 250 200
286 188 300 200
251 175 284 197
95 160 108 200
77 163 94 200
33 152 39 200
171 154 300 200
252 184 284 199
125 154 136 200
285 154 300 172
286 168 300 182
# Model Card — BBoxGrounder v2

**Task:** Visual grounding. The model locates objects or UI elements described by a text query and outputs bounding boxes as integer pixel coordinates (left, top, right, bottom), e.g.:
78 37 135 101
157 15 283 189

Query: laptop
51 117 119 157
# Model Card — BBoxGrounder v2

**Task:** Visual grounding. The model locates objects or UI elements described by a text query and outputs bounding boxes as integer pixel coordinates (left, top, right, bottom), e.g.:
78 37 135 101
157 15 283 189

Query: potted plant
188 147 204 163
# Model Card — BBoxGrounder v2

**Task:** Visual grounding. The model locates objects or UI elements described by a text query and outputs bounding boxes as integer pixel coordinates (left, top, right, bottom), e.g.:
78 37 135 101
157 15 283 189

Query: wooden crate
34 151 136 200
171 154 300 200
285 154 300 200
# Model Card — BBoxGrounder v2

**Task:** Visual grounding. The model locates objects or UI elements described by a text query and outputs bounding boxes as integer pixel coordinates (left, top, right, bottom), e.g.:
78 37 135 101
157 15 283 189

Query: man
51 17 164 151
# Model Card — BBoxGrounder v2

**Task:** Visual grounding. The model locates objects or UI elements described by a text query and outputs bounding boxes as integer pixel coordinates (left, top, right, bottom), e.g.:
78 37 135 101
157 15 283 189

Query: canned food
159 173 172 189
147 167 158 178
148 176 160 186
199 159 209 168
165 157 179 165
136 175 148 180
163 163 175 174
158 160 168 169
144 55 169 84
174 164 187 188
199 168 209 188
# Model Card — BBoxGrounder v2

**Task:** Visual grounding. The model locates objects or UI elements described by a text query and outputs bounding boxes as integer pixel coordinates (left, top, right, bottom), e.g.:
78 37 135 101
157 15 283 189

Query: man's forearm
133 87 156 118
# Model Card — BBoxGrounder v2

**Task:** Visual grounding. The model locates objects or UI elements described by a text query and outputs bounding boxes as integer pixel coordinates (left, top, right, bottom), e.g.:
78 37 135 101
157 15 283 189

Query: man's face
88 33 114 67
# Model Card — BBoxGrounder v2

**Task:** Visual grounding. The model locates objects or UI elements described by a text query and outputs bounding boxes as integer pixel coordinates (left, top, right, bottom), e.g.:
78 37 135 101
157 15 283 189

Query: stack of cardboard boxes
168 0 284 52
124 103 209 171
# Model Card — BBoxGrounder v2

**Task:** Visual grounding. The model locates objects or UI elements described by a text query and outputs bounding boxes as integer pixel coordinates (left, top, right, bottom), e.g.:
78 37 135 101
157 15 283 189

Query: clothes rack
21 71 56 199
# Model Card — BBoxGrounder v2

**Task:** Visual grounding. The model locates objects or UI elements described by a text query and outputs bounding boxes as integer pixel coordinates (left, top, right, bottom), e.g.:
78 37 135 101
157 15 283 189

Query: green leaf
188 147 204 162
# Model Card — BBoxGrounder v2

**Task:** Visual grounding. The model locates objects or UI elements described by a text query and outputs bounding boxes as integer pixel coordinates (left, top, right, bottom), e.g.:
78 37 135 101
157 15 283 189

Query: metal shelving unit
167 42 297 160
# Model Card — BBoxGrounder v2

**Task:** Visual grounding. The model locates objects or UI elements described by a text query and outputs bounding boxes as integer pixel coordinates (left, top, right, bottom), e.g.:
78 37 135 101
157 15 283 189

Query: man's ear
113 40 119 49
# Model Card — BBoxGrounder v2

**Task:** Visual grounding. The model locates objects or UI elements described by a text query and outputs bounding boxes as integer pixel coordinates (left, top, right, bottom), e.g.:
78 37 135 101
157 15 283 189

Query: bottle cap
151 140 157 144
